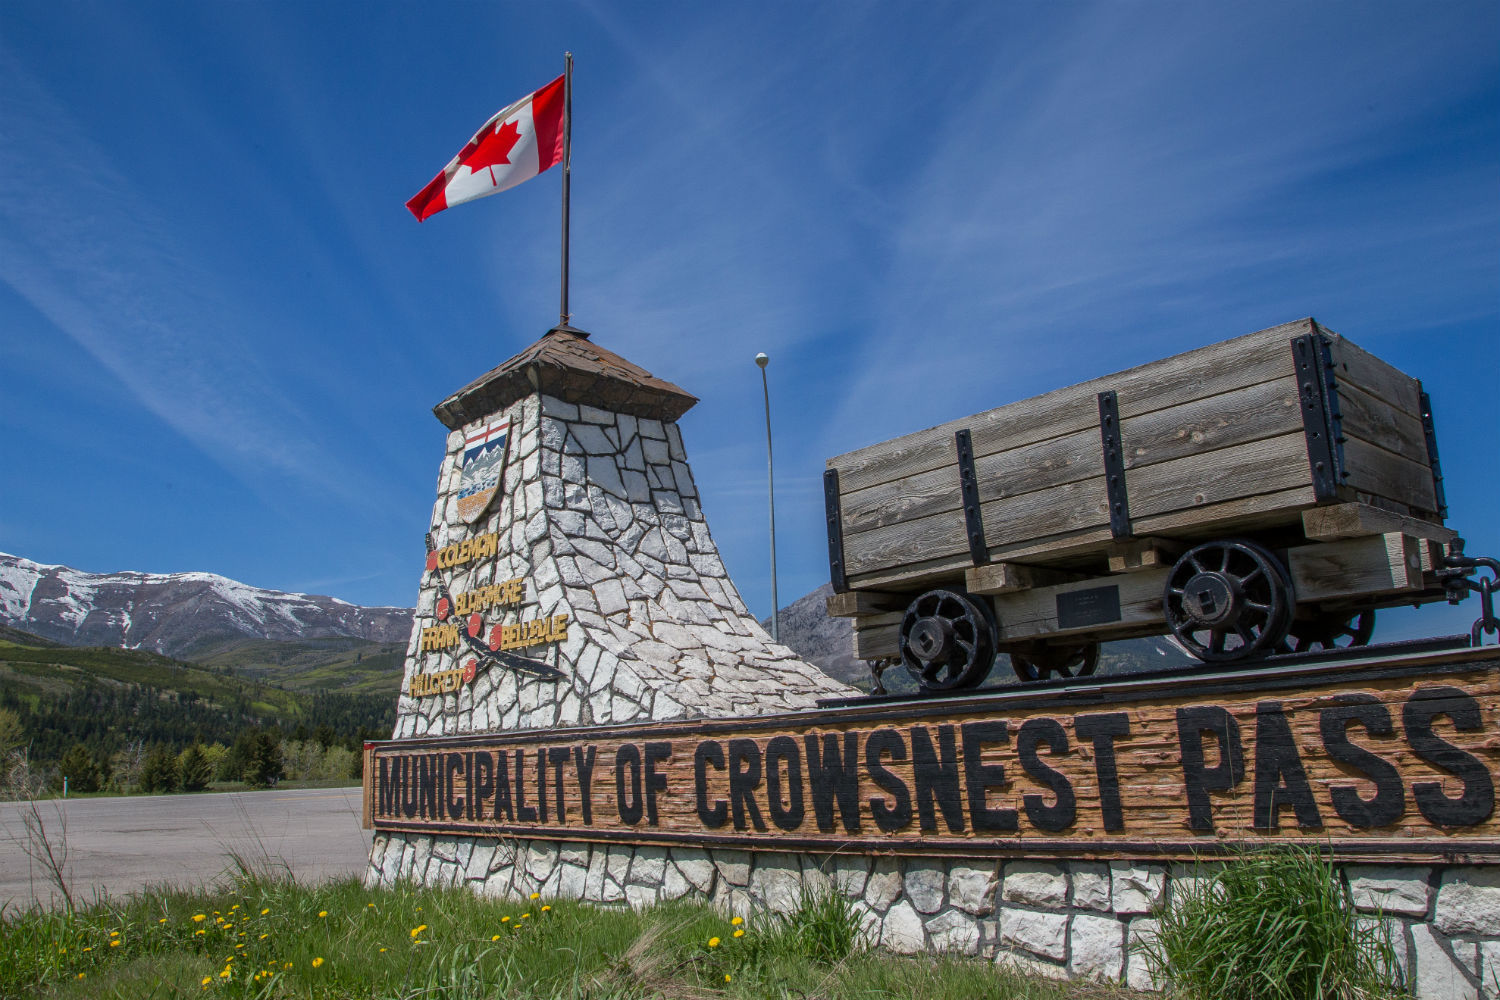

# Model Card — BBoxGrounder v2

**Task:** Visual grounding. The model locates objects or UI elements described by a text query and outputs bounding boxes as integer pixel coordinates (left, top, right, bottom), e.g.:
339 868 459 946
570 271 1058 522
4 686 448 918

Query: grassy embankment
2 874 1142 1000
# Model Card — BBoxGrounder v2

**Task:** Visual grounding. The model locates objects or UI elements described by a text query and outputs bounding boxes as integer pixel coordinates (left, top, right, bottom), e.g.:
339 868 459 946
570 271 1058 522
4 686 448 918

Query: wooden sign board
366 647 1500 861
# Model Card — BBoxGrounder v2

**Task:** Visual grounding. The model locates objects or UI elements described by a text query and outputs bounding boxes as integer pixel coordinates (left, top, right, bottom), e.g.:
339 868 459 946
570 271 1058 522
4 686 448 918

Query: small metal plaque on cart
1057 585 1122 629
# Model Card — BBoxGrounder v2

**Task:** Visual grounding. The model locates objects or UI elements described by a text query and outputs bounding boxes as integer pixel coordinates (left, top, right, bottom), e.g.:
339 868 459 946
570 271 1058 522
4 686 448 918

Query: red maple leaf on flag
462 118 523 187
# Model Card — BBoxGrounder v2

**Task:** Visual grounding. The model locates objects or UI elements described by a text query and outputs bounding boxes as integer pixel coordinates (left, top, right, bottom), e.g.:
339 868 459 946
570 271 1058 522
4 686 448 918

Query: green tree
246 730 284 788
178 743 211 791
0 707 23 760
201 742 228 778
138 746 180 793
58 744 102 794
220 730 255 782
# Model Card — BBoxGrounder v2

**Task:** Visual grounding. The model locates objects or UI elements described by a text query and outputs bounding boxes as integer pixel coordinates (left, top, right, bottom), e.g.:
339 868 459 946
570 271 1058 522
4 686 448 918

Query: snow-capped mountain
0 552 413 658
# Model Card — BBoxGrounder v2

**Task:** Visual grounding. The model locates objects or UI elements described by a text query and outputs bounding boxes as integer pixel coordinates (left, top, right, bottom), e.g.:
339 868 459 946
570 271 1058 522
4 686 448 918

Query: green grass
1142 845 1406 1000
2 875 1142 1000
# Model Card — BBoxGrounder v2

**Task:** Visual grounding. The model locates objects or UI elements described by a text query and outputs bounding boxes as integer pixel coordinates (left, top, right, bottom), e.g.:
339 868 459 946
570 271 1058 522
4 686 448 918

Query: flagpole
558 51 573 328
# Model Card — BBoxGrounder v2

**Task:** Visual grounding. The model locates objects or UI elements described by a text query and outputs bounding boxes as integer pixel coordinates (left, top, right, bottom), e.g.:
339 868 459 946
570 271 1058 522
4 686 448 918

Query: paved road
0 787 372 910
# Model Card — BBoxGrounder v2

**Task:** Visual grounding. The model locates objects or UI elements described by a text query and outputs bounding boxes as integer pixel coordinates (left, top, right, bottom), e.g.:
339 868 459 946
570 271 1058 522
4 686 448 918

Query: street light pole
755 352 779 642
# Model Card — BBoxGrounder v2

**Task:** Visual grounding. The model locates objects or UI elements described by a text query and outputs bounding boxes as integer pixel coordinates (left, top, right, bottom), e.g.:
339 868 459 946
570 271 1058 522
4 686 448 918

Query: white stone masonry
392 390 851 740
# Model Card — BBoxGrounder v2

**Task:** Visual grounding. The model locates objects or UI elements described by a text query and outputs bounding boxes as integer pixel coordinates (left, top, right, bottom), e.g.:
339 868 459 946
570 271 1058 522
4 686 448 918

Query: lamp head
754 353 769 368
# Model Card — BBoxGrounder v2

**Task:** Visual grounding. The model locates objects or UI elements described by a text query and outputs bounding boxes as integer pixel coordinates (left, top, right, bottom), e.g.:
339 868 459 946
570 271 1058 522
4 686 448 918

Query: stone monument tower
391 326 852 743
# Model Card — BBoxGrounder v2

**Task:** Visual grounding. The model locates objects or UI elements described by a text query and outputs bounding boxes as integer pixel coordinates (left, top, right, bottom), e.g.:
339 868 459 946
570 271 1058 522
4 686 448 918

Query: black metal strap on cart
954 429 990 566
1437 537 1500 646
1097 391 1131 538
824 469 848 594
1418 388 1448 519
1292 332 1347 501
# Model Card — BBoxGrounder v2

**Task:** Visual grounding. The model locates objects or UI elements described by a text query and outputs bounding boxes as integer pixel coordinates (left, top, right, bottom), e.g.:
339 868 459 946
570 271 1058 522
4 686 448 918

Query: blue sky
1 2 1496 642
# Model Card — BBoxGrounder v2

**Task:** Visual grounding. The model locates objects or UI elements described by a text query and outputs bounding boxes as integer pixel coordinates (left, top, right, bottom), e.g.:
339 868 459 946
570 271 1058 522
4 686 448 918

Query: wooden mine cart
824 318 1456 691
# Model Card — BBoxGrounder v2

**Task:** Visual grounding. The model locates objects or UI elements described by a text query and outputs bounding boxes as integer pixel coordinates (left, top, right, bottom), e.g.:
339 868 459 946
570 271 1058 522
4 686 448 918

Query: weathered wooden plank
1130 486 1318 538
1301 502 1456 543
846 485 1324 591
981 527 1121 571
829 319 1315 494
1107 538 1185 573
852 621 900 659
362 745 377 829
1417 537 1447 574
842 475 1113 579
1119 375 1301 470
1288 532 1424 602
839 425 1099 535
992 570 1168 641
966 562 1087 595
847 552 977 593
1328 336 1423 416
1340 437 1439 515
826 590 905 618
1125 431 1311 521
1336 380 1430 468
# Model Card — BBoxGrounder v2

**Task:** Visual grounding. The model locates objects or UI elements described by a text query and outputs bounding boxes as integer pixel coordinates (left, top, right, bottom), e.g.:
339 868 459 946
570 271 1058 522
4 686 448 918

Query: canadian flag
406 75 566 222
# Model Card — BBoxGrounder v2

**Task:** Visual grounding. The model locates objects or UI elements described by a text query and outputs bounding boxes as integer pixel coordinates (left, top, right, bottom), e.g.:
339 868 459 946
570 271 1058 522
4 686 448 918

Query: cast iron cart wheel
1164 538 1294 662
1280 609 1376 654
899 587 998 692
1009 642 1100 682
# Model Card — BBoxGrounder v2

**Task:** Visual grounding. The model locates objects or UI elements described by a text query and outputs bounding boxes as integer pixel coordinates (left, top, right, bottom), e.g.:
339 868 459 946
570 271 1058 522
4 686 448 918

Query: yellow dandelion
109 939 121 948
725 973 732 982
416 907 422 912
379 947 387 953
223 922 233 929
110 930 119 937
410 924 428 938
541 905 552 912
259 933 269 940
158 918 168 924
730 916 743 926
77 973 86 980
529 892 540 900
708 936 720 948
733 928 745 938
318 910 328 918
201 976 212 986
231 904 239 910
195 929 206 936
219 969 231 979
367 902 375 909
235 943 245 950
261 908 270 915
501 916 510 923
285 962 293 969
82 946 93 953
312 956 325 968
491 934 501 941
521 913 531 919
193 914 206 922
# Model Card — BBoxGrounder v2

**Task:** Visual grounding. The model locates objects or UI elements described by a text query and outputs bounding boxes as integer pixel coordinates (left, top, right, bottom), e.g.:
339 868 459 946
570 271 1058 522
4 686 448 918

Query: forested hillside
0 630 394 797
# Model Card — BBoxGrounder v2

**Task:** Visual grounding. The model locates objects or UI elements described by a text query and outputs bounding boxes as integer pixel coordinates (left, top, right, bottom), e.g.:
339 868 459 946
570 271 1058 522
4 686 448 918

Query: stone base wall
365 833 1499 998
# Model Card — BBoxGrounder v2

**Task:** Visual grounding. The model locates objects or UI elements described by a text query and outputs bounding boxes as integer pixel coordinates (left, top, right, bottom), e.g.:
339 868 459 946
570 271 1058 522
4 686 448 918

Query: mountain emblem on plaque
455 416 510 523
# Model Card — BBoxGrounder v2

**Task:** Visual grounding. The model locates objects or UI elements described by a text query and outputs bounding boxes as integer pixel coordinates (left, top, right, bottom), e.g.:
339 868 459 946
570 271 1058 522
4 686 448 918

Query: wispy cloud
0 50 399 520
816 2 1499 451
